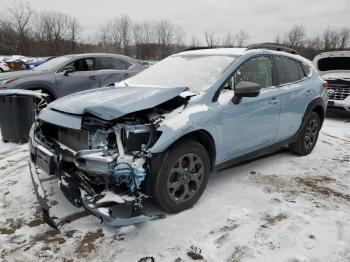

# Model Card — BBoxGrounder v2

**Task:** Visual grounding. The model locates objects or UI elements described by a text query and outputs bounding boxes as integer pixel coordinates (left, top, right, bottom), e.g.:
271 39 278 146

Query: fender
149 103 218 155
301 96 326 127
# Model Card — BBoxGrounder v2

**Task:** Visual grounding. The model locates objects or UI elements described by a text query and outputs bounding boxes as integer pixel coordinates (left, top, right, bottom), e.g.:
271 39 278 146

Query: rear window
274 56 302 85
97 57 132 70
318 57 350 71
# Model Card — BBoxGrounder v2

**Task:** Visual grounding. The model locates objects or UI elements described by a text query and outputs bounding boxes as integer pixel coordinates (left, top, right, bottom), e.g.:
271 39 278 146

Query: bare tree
338 28 350 50
222 31 235 47
7 0 34 54
286 25 305 48
98 18 122 53
234 30 249 47
204 31 219 47
118 15 132 55
173 25 185 47
66 15 81 52
156 20 175 46
155 20 177 58
274 34 282 44
133 21 159 59
0 19 18 54
322 28 339 51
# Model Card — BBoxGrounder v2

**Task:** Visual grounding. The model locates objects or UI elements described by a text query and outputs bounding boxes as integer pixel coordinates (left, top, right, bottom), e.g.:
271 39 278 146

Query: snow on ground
0 113 349 262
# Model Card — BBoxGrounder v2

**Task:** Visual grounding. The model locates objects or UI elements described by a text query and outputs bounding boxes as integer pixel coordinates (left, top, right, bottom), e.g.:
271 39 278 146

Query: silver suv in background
0 53 145 101
314 51 350 111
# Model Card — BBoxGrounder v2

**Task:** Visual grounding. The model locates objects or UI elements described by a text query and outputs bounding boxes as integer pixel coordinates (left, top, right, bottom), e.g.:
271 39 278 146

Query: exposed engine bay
30 94 188 228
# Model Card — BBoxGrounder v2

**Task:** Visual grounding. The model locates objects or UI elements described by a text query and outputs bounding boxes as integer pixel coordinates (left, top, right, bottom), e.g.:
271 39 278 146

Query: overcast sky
1 0 350 44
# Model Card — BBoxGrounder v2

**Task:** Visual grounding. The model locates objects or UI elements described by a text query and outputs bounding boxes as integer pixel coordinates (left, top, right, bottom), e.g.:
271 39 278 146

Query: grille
40 122 89 152
327 85 350 101
58 128 89 152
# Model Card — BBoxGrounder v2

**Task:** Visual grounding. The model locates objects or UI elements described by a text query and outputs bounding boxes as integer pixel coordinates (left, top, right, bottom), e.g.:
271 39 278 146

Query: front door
55 57 100 97
218 56 281 160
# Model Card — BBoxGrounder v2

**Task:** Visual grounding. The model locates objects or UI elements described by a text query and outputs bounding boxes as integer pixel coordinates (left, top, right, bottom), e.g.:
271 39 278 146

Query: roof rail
184 46 221 51
247 43 299 55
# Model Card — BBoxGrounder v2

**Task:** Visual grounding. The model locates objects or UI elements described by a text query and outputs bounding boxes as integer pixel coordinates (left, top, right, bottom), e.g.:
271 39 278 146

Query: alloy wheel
304 119 318 150
167 153 204 204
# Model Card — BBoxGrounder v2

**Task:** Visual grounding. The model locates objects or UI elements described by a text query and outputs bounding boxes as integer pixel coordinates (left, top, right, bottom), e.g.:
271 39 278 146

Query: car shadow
326 110 350 122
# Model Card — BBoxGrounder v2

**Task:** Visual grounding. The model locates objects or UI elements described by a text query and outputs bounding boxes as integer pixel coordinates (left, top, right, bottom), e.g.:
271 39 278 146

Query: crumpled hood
48 86 188 121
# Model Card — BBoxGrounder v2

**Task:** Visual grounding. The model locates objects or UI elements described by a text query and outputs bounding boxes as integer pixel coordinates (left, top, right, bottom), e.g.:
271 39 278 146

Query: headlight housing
0 78 18 86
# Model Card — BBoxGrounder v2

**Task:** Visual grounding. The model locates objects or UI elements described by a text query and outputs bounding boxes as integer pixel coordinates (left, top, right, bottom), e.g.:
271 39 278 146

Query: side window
232 56 273 89
274 56 302 85
97 57 132 70
66 58 95 72
301 62 311 77
295 61 305 80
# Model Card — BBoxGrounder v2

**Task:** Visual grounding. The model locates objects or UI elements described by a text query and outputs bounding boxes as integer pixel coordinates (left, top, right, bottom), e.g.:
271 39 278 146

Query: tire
289 112 321 156
150 139 211 213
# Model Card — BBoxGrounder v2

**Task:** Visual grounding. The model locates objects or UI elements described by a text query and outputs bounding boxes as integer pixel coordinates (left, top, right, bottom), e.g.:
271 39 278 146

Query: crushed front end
28 108 172 229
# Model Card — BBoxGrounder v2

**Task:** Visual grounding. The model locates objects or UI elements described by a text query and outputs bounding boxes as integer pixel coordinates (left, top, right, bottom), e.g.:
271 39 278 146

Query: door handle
269 97 279 105
89 76 97 80
304 90 313 96
123 73 130 78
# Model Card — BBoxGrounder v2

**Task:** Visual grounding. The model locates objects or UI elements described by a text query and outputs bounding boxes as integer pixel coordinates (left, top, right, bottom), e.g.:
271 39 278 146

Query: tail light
322 80 328 89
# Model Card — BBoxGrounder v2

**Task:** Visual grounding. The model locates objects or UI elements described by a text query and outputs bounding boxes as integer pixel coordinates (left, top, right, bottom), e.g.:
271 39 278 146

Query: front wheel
289 112 321 156
150 140 211 213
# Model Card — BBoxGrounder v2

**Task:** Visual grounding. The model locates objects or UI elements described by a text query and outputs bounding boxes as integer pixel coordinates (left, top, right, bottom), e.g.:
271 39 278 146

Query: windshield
126 54 236 92
318 57 350 71
33 56 72 71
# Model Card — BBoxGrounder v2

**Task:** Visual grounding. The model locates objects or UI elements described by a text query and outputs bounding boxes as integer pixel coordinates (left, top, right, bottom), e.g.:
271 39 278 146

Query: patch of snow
0 115 350 261
97 191 125 204
162 104 209 131
126 55 236 92
98 208 110 216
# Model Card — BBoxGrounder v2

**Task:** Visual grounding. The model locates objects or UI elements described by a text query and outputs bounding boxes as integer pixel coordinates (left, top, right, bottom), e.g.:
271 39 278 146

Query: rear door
274 56 310 140
55 57 99 97
95 57 134 86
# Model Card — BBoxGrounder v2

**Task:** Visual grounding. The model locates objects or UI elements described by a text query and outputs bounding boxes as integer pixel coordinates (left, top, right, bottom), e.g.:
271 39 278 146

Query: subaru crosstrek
29 47 328 228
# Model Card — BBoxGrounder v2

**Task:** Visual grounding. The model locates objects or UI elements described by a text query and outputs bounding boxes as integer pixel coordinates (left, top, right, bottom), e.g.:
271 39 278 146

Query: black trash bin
0 94 35 144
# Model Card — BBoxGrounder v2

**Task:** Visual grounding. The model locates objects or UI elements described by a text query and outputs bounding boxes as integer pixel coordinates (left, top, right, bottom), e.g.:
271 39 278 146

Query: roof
176 48 247 56
63 53 137 61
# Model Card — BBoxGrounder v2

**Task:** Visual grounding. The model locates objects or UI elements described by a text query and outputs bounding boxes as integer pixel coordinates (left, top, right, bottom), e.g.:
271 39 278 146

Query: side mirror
232 81 261 104
62 66 75 76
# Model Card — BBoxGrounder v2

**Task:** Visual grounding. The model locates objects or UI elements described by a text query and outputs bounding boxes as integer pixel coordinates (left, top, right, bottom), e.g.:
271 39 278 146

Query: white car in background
314 51 350 111
0 61 10 72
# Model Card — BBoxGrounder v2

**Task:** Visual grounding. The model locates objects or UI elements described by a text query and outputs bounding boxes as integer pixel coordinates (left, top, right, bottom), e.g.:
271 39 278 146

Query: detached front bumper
29 133 164 229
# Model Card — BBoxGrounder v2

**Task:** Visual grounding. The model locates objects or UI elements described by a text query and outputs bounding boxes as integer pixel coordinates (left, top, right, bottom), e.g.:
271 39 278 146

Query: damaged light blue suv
29 46 328 228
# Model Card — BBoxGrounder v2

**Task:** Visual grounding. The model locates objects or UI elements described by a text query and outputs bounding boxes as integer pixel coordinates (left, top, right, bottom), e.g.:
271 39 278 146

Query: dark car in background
25 56 56 70
0 53 145 101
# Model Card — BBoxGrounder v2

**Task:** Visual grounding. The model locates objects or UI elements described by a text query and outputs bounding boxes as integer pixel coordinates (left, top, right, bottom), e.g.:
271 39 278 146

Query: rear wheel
289 112 321 156
151 140 210 213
